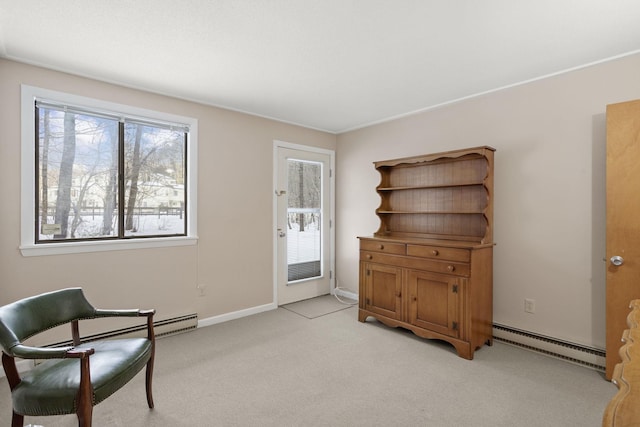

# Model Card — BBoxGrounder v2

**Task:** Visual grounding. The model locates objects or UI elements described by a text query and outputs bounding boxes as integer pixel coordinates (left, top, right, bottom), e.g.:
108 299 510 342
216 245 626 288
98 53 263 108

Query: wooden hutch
358 146 495 359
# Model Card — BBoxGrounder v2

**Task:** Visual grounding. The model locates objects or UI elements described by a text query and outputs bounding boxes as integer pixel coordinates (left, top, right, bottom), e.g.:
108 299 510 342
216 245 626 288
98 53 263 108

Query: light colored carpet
1 305 617 426
282 294 357 319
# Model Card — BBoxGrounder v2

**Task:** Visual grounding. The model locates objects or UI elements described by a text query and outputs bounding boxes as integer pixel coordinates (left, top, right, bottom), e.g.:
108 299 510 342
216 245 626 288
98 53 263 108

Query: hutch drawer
406 244 470 263
359 239 406 255
360 250 470 277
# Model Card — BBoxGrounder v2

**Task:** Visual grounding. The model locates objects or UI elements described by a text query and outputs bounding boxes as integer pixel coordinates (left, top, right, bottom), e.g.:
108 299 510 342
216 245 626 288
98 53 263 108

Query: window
21 85 198 256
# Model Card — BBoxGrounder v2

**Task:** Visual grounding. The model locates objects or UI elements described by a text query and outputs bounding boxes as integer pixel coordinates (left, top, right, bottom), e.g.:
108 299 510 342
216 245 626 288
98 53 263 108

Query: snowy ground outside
40 214 320 266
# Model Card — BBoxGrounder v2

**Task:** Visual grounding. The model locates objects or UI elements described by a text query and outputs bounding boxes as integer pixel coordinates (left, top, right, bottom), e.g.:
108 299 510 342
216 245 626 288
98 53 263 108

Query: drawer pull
431 249 439 256
379 244 384 250
447 265 455 272
367 254 373 260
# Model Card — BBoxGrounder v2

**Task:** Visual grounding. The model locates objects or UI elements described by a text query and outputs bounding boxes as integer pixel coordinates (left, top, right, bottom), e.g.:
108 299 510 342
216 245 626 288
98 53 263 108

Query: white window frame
20 85 198 257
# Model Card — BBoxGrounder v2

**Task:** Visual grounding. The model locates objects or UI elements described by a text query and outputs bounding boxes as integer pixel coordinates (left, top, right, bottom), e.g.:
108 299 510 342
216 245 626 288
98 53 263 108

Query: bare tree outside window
101 127 118 236
40 109 50 228
287 160 320 231
52 112 76 239
125 124 144 232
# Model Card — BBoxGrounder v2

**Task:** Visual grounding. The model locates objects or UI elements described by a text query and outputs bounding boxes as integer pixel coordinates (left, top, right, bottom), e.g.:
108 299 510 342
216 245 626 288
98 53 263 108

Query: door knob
611 256 625 266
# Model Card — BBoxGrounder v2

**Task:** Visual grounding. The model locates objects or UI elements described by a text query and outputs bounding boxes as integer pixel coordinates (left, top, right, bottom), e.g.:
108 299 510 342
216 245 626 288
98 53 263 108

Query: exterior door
606 99 640 379
275 142 334 305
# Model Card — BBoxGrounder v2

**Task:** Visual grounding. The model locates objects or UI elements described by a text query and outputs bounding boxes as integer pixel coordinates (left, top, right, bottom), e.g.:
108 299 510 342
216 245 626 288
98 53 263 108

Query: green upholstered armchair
0 288 155 427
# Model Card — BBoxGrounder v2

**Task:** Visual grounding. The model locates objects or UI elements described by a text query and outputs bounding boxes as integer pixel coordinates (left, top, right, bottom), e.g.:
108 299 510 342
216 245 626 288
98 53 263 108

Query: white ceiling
1 1 640 133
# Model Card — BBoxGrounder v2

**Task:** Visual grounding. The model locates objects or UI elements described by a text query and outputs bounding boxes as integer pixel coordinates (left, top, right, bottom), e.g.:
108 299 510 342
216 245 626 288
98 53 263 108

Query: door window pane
287 159 322 281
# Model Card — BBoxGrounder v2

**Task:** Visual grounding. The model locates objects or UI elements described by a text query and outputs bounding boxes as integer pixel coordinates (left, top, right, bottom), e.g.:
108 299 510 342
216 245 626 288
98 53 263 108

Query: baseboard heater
493 323 606 371
47 313 199 348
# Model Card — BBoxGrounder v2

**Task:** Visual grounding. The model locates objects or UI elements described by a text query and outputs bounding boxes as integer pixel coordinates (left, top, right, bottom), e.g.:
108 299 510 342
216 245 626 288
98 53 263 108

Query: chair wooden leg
76 407 92 427
145 357 155 408
145 313 156 409
11 411 23 427
76 356 93 427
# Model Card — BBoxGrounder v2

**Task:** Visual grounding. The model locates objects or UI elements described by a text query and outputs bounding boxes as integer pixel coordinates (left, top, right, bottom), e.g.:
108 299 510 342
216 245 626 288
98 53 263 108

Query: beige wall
0 59 336 336
5 53 640 351
335 52 640 350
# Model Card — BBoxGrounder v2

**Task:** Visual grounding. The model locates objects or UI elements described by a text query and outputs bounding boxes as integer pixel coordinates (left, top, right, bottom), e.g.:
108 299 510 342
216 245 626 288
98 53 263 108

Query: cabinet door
363 263 403 320
408 270 461 338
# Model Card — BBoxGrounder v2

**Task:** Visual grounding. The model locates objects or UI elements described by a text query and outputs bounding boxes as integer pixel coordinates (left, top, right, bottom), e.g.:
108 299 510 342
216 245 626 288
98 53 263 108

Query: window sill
19 236 198 257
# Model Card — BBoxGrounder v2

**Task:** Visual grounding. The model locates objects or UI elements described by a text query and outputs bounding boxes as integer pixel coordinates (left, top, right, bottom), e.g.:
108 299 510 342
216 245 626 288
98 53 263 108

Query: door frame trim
272 140 336 305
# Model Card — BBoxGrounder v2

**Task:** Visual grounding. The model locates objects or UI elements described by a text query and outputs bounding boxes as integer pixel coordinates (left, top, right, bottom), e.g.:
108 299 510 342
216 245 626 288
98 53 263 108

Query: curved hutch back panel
358 146 495 360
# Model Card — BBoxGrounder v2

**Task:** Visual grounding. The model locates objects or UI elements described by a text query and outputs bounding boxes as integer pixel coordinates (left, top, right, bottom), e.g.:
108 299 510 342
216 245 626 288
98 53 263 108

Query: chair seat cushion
12 338 152 416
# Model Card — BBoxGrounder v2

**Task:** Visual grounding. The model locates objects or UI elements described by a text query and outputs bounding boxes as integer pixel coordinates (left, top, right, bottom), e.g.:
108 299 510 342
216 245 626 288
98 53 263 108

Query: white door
274 142 334 305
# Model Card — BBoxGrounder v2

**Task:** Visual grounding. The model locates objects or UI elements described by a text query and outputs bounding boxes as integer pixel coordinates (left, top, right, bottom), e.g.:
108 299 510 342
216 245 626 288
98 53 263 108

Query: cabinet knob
379 244 384 250
431 249 439 256
396 291 402 298
447 265 455 272
367 254 372 260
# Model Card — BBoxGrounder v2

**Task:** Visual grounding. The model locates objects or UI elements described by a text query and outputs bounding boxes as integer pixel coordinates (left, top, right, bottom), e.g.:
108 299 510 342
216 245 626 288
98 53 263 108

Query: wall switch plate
525 298 536 314
197 284 206 296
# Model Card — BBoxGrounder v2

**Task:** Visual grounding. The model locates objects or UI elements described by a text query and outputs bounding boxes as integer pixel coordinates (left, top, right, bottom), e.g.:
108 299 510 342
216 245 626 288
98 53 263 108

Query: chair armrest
10 344 94 360
94 308 155 318
138 309 155 318
93 308 156 341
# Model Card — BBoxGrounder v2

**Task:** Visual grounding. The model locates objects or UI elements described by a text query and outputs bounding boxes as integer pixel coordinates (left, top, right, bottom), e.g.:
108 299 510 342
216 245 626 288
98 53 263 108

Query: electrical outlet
524 298 536 314
197 284 206 296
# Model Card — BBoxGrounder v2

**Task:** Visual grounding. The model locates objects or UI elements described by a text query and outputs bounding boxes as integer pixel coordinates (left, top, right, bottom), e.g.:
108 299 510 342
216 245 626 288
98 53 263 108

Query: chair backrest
0 288 96 354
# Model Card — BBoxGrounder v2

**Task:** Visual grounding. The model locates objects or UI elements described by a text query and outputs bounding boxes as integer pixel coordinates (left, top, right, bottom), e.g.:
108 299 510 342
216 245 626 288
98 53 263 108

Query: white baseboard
334 288 358 301
197 302 277 328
